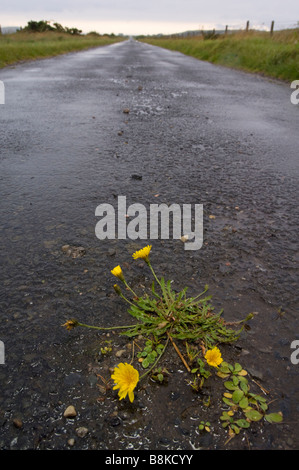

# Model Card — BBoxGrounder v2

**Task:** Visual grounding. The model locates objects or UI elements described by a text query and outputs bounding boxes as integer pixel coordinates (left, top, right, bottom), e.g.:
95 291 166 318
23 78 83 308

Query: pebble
247 367 263 381
61 244 70 252
76 427 88 438
13 418 23 429
115 349 126 358
68 438 75 447
63 405 77 418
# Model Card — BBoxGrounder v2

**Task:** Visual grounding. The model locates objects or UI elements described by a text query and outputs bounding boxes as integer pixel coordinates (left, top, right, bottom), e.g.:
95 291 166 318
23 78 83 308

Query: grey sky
1 0 298 35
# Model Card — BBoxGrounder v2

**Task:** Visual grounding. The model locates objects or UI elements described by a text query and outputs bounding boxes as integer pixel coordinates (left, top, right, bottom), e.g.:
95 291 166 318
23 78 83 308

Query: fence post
0 341 4 364
246 20 249 32
0 81 4 105
225 25 228 35
270 20 274 35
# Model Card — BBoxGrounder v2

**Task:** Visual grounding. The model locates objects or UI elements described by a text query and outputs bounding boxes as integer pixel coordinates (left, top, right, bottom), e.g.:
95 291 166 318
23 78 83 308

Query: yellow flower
132 245 152 262
204 347 223 367
111 265 124 281
111 363 139 402
62 319 78 330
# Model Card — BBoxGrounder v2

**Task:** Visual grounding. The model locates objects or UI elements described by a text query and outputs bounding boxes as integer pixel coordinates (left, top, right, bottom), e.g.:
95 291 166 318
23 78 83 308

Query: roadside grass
141 29 299 81
0 31 125 68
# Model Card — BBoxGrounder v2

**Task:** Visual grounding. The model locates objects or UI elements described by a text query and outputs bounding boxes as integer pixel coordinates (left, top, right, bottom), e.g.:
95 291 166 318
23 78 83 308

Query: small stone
76 427 88 438
247 367 263 381
109 417 121 427
71 246 86 258
68 438 75 447
131 174 142 180
115 349 126 358
61 245 70 252
123 108 130 113
13 418 23 429
63 405 77 418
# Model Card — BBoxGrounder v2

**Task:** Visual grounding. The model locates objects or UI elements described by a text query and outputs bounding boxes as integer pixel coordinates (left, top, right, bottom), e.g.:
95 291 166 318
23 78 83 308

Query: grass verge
141 29 299 81
0 31 125 68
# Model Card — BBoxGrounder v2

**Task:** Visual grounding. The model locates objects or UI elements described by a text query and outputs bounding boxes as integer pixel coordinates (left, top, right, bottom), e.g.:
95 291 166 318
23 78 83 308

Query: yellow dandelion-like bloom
111 265 124 281
62 319 78 330
111 363 139 403
132 245 152 262
204 346 223 367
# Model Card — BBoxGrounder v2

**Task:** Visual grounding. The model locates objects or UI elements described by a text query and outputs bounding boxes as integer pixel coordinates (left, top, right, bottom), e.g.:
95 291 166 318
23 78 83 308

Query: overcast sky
1 0 298 35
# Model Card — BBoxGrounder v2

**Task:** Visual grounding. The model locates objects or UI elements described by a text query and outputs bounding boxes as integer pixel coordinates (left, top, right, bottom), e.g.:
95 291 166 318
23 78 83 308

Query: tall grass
142 29 299 81
0 31 124 68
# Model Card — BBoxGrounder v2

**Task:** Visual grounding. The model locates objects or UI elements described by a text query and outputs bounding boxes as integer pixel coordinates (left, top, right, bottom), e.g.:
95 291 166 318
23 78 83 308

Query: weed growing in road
62 245 282 442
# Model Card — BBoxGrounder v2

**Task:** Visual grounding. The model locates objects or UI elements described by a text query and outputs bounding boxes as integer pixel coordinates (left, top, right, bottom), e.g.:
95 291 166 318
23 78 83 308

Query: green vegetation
0 21 125 68
63 245 283 442
22 20 83 35
140 29 299 81
218 361 282 442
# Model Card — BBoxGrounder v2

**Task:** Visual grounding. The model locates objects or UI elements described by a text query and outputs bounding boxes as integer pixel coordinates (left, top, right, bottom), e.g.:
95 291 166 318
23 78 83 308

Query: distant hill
1 26 21 34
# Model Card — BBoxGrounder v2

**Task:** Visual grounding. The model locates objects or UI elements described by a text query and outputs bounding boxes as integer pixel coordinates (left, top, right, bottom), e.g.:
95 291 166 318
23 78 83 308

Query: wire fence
168 20 299 38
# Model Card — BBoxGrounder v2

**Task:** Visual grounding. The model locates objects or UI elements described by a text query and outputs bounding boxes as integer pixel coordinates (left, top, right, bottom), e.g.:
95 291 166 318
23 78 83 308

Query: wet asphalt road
0 39 298 451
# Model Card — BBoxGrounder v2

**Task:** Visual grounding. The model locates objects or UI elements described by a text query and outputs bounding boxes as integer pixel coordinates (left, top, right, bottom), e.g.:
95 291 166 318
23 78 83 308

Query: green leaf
254 394 267 403
239 397 249 409
232 389 244 404
231 424 240 434
232 375 239 386
222 421 230 428
222 397 235 407
265 413 283 423
234 363 242 373
259 403 268 412
220 412 234 422
235 419 250 429
218 362 231 374
238 375 248 384
224 381 237 391
142 358 150 368
216 371 230 379
240 381 249 394
245 410 263 422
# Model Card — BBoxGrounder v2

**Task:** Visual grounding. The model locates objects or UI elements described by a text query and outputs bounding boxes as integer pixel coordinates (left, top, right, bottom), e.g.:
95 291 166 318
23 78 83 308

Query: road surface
0 39 298 450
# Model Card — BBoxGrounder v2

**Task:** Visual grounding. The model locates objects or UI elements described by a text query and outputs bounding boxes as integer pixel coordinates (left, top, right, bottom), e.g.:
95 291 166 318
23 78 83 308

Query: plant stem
123 280 139 299
77 322 137 331
167 332 191 372
147 260 162 289
119 293 137 307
